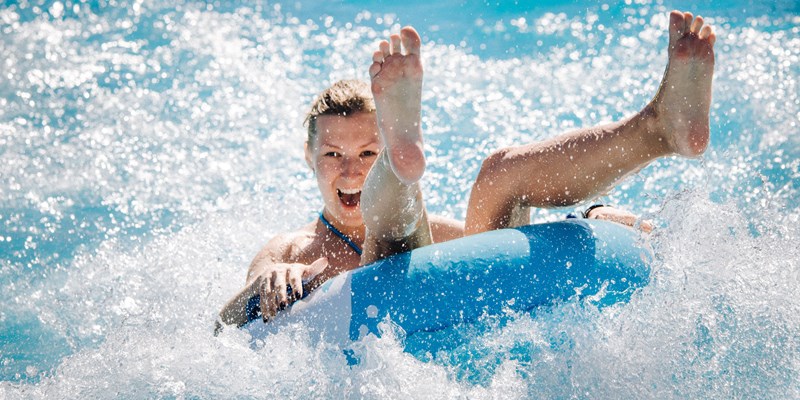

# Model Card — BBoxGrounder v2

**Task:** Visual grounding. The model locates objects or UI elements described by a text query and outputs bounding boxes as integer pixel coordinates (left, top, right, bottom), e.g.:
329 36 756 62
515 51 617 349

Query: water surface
1 0 799 398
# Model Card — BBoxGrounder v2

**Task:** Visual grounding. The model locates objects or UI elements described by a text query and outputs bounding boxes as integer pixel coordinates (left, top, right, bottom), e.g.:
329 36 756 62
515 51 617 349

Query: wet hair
304 79 375 144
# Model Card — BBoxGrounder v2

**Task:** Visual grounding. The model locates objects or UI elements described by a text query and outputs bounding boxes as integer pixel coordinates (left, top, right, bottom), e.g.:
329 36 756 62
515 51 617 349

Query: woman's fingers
258 269 283 321
304 257 329 281
288 268 304 300
256 260 329 323
587 206 654 233
273 269 288 306
638 219 654 233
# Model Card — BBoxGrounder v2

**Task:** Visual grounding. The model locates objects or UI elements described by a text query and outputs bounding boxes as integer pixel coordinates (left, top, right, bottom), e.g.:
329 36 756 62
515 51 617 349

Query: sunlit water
1 0 799 398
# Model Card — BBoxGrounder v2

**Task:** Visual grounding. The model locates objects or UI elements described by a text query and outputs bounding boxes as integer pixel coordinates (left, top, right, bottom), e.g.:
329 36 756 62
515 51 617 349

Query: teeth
338 188 361 194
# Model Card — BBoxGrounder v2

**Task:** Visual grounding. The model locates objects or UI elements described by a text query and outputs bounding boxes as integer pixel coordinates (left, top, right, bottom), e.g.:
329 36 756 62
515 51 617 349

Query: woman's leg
360 26 432 264
466 11 716 234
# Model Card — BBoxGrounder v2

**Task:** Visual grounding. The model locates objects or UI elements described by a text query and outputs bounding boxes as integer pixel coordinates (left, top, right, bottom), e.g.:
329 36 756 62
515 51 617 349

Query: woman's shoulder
263 220 320 259
243 221 321 283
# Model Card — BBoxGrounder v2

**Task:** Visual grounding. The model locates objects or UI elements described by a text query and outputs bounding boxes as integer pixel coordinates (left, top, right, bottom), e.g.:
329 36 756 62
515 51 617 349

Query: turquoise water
1 0 799 398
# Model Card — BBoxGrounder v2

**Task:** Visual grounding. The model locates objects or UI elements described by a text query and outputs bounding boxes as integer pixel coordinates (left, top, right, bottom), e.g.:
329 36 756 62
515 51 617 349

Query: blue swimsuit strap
319 212 363 256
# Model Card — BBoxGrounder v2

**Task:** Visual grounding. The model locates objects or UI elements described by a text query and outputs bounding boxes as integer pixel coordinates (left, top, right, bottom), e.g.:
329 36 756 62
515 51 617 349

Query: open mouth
337 188 361 208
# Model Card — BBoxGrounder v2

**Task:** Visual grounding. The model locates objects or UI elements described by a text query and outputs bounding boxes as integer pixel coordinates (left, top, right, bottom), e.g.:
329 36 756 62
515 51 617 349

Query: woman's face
305 112 382 230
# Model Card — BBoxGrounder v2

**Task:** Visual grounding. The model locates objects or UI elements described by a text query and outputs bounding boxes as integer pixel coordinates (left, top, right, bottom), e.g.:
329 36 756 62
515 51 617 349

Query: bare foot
369 26 426 184
650 11 716 157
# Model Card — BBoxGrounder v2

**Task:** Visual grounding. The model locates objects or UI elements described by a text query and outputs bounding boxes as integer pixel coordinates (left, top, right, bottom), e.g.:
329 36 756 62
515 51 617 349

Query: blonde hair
304 80 375 144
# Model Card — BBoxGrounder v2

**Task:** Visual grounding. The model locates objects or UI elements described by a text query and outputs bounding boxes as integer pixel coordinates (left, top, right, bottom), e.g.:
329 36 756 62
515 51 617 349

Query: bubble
1 0 799 397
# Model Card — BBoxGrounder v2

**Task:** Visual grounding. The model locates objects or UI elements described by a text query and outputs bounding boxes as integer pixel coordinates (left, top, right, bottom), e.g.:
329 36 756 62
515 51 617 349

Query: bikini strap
319 212 363 256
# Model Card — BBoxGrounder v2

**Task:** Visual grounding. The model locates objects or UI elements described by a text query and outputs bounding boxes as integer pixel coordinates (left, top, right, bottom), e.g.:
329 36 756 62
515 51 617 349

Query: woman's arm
585 205 654 233
429 215 465 243
218 278 263 328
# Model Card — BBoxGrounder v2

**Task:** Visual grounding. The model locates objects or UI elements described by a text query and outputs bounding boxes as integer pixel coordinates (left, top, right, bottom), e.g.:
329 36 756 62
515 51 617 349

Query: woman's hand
249 257 329 322
218 258 329 330
585 206 654 233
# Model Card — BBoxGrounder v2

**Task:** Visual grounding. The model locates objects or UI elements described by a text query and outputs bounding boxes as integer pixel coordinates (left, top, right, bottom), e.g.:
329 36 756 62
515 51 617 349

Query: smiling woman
217 79 465 327
307 111 380 234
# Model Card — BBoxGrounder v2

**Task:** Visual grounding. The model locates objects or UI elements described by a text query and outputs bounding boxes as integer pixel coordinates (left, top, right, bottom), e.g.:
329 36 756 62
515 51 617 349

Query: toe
683 12 693 33
390 34 401 55
370 52 383 79
372 50 384 64
369 61 382 79
379 40 390 58
669 10 686 42
400 26 422 56
690 15 703 34
699 25 712 40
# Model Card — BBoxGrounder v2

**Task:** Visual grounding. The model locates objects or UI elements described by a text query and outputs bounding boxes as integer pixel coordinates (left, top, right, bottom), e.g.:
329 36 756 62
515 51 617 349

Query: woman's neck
320 210 365 244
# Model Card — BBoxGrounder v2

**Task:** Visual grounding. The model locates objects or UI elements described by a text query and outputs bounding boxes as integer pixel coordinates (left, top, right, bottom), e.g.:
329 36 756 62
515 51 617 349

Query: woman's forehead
314 113 381 146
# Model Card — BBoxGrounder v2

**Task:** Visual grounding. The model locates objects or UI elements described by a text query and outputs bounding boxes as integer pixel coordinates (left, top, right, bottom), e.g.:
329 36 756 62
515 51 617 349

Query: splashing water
1 0 799 398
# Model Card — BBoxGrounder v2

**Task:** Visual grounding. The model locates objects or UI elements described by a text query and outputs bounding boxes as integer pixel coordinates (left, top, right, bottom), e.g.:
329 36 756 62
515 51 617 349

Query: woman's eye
361 150 377 157
324 152 341 157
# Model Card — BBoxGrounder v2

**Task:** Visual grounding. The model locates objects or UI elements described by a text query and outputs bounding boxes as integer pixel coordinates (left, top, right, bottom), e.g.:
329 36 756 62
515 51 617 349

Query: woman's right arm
217 238 328 331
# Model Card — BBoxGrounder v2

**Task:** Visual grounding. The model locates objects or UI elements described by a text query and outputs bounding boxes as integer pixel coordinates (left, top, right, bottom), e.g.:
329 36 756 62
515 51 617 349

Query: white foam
1 0 798 397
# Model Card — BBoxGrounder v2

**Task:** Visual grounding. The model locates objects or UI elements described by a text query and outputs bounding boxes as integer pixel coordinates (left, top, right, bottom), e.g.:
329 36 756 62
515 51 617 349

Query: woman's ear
304 141 314 173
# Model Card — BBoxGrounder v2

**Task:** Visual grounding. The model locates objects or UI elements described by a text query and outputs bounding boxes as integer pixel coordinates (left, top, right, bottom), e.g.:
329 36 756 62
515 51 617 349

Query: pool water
1 0 799 398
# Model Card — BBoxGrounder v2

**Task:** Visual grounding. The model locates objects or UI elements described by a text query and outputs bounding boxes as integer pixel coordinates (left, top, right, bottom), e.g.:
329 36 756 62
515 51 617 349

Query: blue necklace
319 212 363 256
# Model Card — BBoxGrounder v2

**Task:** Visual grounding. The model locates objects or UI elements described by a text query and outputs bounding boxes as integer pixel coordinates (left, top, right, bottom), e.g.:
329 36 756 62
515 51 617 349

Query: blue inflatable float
245 220 651 347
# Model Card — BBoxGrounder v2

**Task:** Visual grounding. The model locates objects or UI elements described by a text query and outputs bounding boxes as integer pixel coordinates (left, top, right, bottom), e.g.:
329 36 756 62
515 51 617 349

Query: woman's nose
340 157 364 176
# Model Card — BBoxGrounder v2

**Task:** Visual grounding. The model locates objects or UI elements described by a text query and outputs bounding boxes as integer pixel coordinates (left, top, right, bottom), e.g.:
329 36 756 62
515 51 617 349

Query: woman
219 11 715 328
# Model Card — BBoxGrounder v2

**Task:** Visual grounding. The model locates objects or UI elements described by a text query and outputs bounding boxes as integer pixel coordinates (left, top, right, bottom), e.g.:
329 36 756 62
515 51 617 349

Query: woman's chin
328 204 363 226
